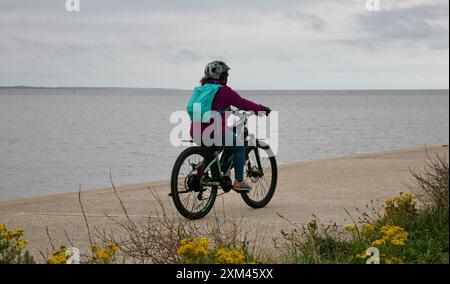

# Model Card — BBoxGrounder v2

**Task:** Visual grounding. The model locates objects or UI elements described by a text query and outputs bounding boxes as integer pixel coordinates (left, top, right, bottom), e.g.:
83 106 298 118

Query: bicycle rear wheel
241 144 278 208
170 147 219 220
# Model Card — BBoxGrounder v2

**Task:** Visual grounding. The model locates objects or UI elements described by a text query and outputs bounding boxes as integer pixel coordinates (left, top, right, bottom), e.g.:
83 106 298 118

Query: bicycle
170 110 278 220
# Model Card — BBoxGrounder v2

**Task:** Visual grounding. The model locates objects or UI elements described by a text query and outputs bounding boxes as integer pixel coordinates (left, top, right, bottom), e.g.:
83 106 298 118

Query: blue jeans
219 131 245 182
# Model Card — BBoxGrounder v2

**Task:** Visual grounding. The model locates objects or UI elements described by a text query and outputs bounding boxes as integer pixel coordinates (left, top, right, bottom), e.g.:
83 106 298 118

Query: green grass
281 204 449 264
402 205 449 264
280 153 449 265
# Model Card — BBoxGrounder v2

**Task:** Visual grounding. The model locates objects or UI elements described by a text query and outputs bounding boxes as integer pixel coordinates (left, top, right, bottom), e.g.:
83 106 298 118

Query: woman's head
201 61 230 85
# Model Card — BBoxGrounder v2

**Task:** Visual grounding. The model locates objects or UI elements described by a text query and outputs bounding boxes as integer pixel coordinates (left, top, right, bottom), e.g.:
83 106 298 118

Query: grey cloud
354 2 449 50
3 34 118 61
161 48 204 63
8 34 50 49
277 54 294 62
177 49 203 61
284 9 327 32
133 40 155 51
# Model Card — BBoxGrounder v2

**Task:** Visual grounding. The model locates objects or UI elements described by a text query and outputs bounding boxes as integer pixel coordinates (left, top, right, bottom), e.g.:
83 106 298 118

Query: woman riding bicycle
188 61 271 192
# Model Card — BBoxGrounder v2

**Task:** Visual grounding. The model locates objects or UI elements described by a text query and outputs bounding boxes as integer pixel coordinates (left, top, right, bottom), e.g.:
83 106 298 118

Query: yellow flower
106 242 119 253
176 245 189 256
384 193 416 217
373 225 409 248
372 239 386 247
180 238 191 246
355 252 368 259
385 257 404 264
402 193 414 201
361 223 376 236
47 247 68 264
88 243 117 263
14 240 28 250
4 229 24 240
391 240 405 247
90 243 119 263
197 238 209 248
194 246 209 257
177 238 210 263
47 254 68 264
177 237 253 264
345 225 359 233
214 247 246 264
0 224 6 232
380 225 408 242
95 249 110 262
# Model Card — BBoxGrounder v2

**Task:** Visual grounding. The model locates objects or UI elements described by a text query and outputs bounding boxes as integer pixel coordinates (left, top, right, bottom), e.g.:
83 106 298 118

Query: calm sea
0 88 448 200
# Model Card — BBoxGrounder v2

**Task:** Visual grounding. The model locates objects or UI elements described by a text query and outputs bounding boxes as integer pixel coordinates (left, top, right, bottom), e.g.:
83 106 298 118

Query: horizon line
0 85 449 92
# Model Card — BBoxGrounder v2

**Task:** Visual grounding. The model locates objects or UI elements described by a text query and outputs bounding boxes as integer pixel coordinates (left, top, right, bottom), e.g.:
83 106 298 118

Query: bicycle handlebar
232 108 271 118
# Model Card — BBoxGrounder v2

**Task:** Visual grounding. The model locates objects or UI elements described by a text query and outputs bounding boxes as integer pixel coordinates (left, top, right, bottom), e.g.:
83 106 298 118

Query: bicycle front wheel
241 144 278 208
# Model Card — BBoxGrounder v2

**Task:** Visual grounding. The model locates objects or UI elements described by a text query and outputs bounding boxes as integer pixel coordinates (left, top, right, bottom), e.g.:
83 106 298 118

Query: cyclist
189 61 271 192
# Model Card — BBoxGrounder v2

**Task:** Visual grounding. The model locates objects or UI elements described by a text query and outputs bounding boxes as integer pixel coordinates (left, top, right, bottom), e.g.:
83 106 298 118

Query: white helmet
204 61 230 80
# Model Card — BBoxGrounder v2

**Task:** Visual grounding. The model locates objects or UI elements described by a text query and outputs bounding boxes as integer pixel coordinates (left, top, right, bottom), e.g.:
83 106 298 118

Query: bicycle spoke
182 193 191 210
244 147 274 203
174 152 217 214
255 180 261 200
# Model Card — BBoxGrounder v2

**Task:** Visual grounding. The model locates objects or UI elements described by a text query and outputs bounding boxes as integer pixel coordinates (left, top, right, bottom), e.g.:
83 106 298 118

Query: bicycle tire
241 145 278 209
170 147 219 220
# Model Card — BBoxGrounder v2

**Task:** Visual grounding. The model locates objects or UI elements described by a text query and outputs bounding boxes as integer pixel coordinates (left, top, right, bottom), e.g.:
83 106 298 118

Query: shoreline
1 144 448 205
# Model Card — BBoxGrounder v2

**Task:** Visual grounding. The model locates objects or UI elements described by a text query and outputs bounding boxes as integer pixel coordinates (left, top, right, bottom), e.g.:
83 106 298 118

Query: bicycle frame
205 150 226 178
201 110 266 185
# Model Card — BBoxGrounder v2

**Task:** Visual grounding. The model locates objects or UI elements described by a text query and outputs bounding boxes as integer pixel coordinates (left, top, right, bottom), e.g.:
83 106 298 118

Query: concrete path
1 145 448 261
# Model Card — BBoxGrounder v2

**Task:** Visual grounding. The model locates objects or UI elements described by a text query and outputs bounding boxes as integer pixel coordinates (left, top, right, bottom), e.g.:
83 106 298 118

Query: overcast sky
0 0 448 89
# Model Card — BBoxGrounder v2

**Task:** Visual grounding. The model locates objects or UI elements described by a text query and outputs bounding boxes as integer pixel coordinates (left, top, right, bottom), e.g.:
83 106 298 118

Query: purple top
190 80 266 139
